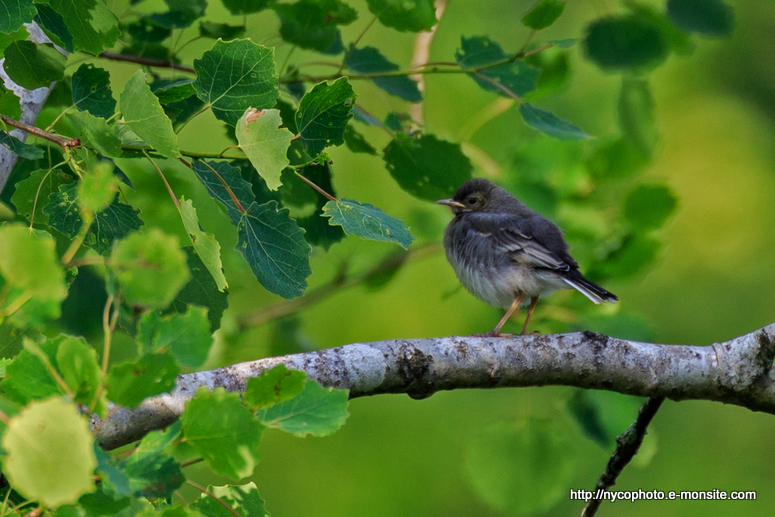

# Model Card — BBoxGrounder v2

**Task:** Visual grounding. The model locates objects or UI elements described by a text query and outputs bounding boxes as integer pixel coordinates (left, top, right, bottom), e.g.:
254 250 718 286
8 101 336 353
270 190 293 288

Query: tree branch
0 23 60 193
98 51 196 75
581 396 665 516
93 324 775 450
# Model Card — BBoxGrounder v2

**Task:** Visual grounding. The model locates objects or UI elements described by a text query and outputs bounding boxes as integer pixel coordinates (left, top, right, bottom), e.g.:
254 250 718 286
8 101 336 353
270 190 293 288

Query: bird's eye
467 197 477 205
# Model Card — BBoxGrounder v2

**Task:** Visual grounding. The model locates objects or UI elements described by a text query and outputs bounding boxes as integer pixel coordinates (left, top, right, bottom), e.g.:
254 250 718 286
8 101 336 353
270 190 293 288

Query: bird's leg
472 293 525 337
521 296 539 335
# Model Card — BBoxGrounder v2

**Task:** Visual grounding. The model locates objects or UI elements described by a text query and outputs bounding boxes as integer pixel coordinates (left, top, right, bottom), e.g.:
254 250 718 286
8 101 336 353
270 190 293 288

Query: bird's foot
520 330 543 336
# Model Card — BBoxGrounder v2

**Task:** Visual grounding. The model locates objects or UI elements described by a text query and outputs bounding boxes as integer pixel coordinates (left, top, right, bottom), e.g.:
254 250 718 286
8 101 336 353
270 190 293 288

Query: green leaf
519 102 590 141
149 0 207 29
296 77 356 157
137 307 213 369
55 335 104 412
0 225 67 325
455 36 541 98
193 39 279 126
2 340 61 404
120 70 180 159
192 160 312 299
343 125 377 155
124 18 171 43
623 184 677 230
112 229 191 309
121 422 184 498
586 138 648 180
44 183 145 256
222 0 271 15
236 108 293 191
346 47 422 102
2 40 65 90
34 4 74 52
550 38 577 48
524 49 570 99
181 388 264 479
106 352 180 407
238 201 312 299
0 131 43 159
366 0 436 32
192 483 269 517
323 198 414 248
11 168 72 224
0 83 21 119
521 0 566 30
49 0 120 55
619 77 657 157
382 133 473 201
170 247 229 332
67 111 123 158
153 79 197 105
587 233 660 280
3 398 96 507
199 21 246 40
71 64 115 119
584 15 670 70
257 379 349 437
179 198 228 291
0 0 36 34
274 0 356 53
667 0 733 37
245 365 306 410
465 419 578 515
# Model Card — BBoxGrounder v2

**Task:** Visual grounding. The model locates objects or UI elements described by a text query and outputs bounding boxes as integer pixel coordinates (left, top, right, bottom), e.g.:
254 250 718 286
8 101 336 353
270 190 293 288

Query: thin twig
1 115 80 149
98 51 196 75
237 243 441 330
144 151 180 209
581 396 666 517
293 170 338 202
196 160 247 214
101 295 116 376
186 480 241 517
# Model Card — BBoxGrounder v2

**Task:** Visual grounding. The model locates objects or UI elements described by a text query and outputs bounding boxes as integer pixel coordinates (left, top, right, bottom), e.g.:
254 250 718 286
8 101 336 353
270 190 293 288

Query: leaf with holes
71 63 115 119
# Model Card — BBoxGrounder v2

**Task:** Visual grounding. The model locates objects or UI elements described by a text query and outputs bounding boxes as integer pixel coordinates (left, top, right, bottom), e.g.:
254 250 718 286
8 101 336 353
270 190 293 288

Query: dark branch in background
93 324 775 450
236 243 442 330
1 115 80 149
98 51 196 75
582 396 665 517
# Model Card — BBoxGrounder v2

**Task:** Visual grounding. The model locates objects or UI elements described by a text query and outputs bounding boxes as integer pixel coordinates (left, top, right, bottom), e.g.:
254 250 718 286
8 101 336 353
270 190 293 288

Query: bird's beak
436 199 465 209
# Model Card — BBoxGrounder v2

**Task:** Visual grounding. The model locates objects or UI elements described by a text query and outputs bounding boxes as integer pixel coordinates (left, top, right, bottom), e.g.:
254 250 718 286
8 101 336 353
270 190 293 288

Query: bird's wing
465 213 575 271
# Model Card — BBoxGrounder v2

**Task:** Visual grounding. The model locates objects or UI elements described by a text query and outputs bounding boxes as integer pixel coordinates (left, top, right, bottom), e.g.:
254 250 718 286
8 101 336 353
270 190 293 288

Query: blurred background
35 0 775 514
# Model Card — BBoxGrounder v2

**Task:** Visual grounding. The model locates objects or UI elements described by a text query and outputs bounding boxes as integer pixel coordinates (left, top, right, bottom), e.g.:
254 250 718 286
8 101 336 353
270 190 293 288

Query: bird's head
436 178 513 215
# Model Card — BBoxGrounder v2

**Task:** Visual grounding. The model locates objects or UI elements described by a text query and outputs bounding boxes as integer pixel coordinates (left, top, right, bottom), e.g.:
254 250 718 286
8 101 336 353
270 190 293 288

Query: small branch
98 51 196 75
294 170 338 202
581 396 665 516
120 144 245 161
515 29 537 59
1 115 80 149
95 324 775 450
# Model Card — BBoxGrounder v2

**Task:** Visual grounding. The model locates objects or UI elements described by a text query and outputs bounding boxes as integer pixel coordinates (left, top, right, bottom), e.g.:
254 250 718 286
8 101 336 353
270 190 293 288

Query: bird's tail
562 269 618 304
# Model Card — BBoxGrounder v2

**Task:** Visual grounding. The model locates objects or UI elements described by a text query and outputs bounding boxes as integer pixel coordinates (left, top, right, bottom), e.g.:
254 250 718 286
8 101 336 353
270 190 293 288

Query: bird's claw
471 331 514 338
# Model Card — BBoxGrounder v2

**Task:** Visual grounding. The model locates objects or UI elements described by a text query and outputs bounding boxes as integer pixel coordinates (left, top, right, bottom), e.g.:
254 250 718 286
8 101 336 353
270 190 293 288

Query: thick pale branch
94 324 775 450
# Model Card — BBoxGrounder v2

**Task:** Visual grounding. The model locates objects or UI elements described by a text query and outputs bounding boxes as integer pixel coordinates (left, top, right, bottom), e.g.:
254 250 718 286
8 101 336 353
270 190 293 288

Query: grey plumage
438 178 616 334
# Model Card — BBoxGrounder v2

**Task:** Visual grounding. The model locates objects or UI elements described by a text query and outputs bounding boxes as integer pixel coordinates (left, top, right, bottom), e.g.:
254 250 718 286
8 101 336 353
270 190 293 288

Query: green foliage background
1 0 775 515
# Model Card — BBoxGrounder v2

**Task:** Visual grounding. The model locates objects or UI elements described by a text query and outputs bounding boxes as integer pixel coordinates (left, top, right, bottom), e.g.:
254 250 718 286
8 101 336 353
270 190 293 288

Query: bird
437 178 617 336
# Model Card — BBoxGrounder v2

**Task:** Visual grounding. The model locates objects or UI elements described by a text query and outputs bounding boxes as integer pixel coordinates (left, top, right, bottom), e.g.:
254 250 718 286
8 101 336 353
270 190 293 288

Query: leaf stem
472 72 524 104
186 480 242 517
279 45 298 77
61 215 93 265
101 294 120 376
338 15 379 74
294 170 338 202
196 160 247 215
144 150 180 209
1 115 80 149
120 144 245 161
515 29 537 59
